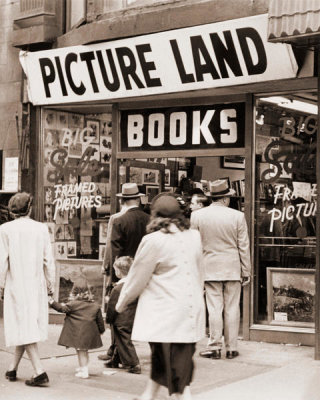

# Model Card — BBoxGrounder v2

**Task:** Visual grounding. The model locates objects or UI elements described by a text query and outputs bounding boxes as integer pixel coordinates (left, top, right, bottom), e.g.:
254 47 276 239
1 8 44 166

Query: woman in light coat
0 192 55 387
116 195 205 400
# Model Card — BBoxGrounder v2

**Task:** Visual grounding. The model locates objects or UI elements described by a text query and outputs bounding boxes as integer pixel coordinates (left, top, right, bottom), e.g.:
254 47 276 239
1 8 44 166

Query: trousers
205 280 241 351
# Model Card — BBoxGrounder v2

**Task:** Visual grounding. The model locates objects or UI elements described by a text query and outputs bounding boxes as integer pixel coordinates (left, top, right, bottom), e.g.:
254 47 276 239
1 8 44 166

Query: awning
268 0 320 46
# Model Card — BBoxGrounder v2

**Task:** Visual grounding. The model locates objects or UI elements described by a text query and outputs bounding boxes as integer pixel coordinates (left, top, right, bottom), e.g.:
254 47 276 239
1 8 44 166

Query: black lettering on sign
136 44 162 88
96 49 120 92
65 53 86 95
210 31 243 78
236 28 267 75
120 103 245 152
170 39 195 84
54 56 68 96
191 35 220 81
80 51 99 93
39 58 56 98
116 47 145 90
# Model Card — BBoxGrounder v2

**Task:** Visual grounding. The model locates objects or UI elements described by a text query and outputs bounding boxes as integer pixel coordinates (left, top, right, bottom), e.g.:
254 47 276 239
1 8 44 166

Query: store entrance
118 154 246 336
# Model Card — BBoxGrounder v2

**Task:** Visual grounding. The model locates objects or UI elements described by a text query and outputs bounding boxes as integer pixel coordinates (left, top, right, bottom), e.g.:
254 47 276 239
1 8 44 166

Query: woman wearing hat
0 192 55 386
116 195 205 400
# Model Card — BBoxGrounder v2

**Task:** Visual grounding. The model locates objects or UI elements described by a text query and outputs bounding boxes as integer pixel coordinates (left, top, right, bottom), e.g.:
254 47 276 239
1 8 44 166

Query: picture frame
267 267 315 327
142 169 158 185
85 119 100 144
67 241 77 257
145 185 160 202
99 221 108 243
55 260 104 307
221 155 245 170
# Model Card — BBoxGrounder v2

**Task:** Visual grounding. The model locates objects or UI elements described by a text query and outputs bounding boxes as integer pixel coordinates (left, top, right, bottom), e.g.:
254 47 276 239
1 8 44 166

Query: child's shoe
75 367 89 379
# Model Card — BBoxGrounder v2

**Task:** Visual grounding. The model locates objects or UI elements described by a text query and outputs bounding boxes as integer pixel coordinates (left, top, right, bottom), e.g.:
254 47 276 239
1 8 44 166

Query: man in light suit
191 179 251 360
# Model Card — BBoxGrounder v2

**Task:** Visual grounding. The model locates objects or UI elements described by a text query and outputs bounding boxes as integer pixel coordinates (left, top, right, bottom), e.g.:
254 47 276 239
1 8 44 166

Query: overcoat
116 225 206 343
106 281 137 326
0 217 55 347
190 203 251 281
50 299 105 350
110 207 149 265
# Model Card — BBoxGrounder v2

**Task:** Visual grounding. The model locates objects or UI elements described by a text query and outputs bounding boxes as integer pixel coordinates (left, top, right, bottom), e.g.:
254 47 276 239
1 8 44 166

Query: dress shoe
25 372 49 387
199 349 221 359
98 353 112 361
127 364 141 374
5 370 17 382
104 360 120 368
226 350 239 359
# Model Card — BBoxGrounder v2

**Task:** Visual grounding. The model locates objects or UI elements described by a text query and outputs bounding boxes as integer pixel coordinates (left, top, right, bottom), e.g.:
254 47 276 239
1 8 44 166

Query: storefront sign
120 103 245 151
53 182 102 220
4 157 19 192
19 14 297 105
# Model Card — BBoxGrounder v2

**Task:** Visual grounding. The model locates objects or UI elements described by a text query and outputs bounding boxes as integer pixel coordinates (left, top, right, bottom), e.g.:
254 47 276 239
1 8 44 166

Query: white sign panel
20 14 297 105
4 157 19 192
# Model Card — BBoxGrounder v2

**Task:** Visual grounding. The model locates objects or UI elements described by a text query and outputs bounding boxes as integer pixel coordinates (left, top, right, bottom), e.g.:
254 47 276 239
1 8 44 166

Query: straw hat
116 183 144 199
209 179 235 198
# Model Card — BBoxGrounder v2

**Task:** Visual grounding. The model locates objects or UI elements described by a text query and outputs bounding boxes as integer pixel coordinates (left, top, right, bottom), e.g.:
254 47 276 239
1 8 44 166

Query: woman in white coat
0 192 55 387
116 195 205 400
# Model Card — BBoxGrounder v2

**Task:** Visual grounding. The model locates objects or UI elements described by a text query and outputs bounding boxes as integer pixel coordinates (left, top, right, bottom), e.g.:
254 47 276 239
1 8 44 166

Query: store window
103 0 176 12
42 109 112 262
254 94 317 327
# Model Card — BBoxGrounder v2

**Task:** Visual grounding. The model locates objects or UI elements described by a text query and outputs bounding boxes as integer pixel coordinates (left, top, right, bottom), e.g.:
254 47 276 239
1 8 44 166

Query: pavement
1 320 320 400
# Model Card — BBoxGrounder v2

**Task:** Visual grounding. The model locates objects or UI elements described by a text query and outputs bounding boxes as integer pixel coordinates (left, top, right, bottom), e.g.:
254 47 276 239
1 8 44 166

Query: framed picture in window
85 119 100 144
267 267 315 327
221 156 245 170
145 185 160 202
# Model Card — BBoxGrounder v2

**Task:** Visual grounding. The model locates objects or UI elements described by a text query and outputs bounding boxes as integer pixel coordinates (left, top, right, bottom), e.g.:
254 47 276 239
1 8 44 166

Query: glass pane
254 94 317 327
42 109 112 260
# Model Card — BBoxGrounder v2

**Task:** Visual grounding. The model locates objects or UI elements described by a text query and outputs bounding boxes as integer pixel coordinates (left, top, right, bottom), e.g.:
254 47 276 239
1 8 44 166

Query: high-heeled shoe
5 370 17 382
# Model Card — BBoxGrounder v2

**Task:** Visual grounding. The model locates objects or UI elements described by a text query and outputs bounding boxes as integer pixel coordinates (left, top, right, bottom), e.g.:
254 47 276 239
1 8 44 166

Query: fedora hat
116 183 144 198
210 179 235 198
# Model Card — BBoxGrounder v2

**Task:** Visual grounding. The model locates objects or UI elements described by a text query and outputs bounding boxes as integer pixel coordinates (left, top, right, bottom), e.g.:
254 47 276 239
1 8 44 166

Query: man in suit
98 182 149 362
191 179 251 360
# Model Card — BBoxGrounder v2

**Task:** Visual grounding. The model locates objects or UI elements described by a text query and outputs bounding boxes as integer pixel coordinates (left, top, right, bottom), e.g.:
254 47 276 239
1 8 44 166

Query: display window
42 108 112 262
254 93 317 327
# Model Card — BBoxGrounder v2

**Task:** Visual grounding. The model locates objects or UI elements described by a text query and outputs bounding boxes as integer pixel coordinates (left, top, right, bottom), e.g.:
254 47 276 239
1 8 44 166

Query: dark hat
8 192 33 216
210 179 235 198
116 183 144 199
152 195 182 218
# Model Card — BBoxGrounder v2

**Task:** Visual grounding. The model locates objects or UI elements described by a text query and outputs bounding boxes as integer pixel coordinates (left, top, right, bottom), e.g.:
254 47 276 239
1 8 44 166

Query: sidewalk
0 321 319 400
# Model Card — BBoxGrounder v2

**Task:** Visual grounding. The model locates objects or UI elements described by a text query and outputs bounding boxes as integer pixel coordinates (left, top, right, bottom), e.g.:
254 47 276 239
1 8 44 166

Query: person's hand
48 295 54 305
241 276 250 286
0 287 4 301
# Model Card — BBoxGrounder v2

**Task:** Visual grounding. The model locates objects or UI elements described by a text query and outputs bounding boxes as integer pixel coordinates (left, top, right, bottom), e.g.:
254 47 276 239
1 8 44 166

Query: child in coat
49 277 105 379
105 256 140 374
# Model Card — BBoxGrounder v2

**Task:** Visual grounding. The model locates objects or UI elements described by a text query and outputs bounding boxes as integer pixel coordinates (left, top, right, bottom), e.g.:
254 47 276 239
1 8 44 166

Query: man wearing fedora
191 179 251 360
98 183 149 363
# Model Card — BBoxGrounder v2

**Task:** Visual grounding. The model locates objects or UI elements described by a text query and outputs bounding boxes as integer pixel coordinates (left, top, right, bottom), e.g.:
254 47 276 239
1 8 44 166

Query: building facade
1 0 320 351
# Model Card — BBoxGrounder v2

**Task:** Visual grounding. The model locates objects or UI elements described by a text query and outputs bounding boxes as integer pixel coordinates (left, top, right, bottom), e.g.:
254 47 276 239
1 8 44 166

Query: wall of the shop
197 156 245 183
0 0 21 175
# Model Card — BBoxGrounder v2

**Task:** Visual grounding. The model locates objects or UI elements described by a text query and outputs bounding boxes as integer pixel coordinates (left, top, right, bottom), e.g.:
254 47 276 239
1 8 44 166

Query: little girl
49 277 105 378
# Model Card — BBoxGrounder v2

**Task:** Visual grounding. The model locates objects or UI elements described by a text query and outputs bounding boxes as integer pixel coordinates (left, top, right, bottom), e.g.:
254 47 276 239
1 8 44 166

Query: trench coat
116 225 206 343
190 202 251 281
0 217 55 347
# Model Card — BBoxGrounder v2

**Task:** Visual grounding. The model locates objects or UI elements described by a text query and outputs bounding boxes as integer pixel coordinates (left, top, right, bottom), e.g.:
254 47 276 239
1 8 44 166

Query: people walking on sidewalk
104 256 140 374
0 192 55 387
191 179 251 360
49 277 105 379
98 182 149 362
116 195 205 400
